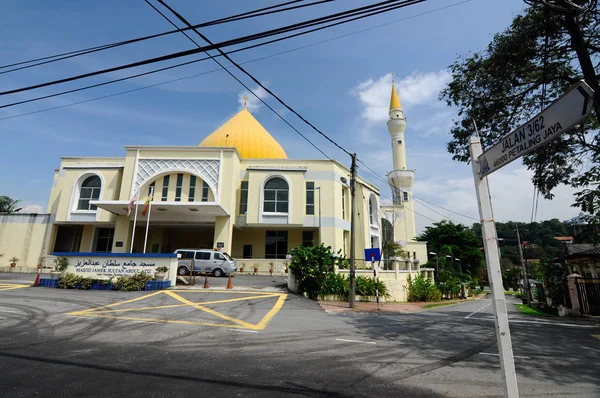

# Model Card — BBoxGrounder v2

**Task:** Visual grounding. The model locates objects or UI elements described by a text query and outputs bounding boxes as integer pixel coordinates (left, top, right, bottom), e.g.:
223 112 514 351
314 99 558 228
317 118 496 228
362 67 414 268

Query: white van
174 249 238 277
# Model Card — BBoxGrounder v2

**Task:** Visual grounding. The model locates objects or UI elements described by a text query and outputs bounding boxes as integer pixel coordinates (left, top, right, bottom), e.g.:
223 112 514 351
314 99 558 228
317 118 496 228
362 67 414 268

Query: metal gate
575 278 600 316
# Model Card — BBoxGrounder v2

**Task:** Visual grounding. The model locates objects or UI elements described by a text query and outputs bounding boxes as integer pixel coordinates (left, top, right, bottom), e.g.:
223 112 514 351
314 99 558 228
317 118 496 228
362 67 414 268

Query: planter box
91 283 113 291
145 280 171 291
39 279 58 288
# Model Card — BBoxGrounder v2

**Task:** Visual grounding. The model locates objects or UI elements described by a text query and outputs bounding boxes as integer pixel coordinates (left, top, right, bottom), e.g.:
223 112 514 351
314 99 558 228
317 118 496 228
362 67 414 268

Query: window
243 244 253 259
239 181 248 215
263 178 288 213
94 228 114 253
342 188 346 220
369 196 377 225
403 191 409 202
397 140 402 145
302 231 314 247
179 251 194 260
77 175 101 210
202 181 209 202
174 174 183 201
265 231 288 259
148 181 156 196
306 182 314 215
214 252 225 261
161 175 170 201
370 236 378 249
343 231 348 256
194 251 210 260
188 176 196 202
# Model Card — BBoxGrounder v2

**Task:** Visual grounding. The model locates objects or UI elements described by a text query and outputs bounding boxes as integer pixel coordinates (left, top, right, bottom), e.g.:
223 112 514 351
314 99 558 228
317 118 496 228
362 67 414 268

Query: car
174 248 238 277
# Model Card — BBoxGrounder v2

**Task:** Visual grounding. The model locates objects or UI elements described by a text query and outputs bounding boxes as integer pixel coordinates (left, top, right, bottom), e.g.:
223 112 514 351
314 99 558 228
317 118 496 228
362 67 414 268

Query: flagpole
129 190 140 253
143 186 153 254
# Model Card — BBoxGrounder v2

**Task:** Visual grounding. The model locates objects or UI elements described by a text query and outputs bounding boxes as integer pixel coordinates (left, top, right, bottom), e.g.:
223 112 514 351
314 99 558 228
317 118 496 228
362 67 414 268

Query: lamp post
446 255 453 272
429 252 438 283
456 258 462 275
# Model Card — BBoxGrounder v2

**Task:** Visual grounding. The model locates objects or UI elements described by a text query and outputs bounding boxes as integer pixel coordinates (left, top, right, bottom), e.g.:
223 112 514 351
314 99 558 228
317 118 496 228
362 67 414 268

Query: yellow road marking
164 291 255 329
254 294 287 330
70 312 255 329
90 293 281 314
0 283 29 291
592 335 600 340
69 290 287 330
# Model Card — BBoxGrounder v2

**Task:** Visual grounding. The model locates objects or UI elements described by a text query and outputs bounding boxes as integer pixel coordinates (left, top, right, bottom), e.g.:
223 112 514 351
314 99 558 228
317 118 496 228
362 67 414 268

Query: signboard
53 252 178 286
364 248 381 262
479 80 595 178
216 242 225 249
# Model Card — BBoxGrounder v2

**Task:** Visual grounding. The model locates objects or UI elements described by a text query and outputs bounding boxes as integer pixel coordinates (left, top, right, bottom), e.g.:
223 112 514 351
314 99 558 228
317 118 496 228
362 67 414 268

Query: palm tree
0 196 22 213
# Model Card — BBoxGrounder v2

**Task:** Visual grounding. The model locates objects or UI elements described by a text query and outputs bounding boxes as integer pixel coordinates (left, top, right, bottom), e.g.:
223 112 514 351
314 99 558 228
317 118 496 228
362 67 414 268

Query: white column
588 259 598 278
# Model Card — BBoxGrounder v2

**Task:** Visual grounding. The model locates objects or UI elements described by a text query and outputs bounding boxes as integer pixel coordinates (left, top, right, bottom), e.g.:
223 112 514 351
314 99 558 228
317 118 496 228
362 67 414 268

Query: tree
441 3 600 232
0 196 22 213
416 220 485 277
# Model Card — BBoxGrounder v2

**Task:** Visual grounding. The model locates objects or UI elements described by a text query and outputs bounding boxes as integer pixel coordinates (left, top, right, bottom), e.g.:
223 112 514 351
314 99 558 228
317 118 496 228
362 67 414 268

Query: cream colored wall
231 228 304 259
79 225 95 252
0 214 50 269
49 158 124 223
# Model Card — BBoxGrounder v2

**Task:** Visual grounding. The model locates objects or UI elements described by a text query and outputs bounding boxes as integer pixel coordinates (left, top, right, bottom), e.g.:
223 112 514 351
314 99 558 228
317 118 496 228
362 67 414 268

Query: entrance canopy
92 200 229 223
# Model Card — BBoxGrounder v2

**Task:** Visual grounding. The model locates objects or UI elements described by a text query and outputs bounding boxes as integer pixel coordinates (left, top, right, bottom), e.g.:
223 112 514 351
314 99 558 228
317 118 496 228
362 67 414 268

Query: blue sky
0 0 581 233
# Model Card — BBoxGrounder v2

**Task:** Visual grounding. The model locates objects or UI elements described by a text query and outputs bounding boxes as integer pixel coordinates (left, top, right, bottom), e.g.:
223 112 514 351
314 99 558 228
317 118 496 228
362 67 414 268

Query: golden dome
199 107 287 159
390 82 402 111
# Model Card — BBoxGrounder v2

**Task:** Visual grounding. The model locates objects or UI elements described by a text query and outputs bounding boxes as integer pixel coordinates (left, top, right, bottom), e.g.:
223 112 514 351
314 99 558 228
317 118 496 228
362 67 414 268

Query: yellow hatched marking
0 284 29 291
163 291 255 329
90 293 280 314
68 290 287 331
592 335 600 340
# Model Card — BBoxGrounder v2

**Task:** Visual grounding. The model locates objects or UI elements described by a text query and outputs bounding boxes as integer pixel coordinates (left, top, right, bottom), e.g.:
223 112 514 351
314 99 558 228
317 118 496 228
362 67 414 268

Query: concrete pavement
0 283 598 397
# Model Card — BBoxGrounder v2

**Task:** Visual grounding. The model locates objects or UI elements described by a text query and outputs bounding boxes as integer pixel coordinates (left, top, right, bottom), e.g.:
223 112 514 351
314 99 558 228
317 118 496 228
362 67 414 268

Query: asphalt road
0 276 599 397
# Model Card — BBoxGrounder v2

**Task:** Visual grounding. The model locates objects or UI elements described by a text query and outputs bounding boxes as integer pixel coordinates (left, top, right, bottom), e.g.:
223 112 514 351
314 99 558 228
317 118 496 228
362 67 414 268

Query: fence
575 277 600 316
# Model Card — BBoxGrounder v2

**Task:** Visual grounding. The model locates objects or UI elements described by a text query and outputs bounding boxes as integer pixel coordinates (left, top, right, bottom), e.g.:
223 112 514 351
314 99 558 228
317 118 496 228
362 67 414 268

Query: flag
127 195 135 217
141 194 151 217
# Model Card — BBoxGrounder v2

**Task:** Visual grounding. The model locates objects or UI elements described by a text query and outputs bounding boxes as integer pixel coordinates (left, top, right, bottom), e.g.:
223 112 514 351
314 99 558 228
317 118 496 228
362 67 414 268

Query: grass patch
423 301 460 309
514 304 553 317
504 291 520 296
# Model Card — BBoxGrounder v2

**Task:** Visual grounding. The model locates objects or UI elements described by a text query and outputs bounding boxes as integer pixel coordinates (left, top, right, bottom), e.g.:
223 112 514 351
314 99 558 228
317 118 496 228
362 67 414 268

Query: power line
145 0 333 161
356 158 479 222
0 0 423 98
0 0 468 121
0 0 332 75
0 1 423 110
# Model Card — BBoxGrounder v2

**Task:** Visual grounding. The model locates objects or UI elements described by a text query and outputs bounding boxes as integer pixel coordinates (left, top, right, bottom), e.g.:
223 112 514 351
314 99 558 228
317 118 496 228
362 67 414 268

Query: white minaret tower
387 77 416 238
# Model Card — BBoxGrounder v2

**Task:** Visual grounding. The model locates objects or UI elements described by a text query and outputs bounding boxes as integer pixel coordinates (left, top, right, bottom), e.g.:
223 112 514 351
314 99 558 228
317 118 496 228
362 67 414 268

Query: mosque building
0 83 427 272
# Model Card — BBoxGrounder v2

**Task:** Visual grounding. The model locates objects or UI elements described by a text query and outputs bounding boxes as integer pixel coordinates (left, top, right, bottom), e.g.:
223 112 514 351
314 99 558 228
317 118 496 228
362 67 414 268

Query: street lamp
429 252 438 283
456 258 462 275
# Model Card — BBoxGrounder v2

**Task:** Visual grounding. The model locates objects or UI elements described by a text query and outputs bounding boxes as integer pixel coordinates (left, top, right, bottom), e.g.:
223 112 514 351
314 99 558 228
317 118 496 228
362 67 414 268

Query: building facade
0 84 427 273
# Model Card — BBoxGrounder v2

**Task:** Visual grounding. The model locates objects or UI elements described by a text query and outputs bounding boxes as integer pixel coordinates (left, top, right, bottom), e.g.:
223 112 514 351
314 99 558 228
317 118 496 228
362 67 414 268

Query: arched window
263 178 288 213
369 195 377 225
77 176 101 210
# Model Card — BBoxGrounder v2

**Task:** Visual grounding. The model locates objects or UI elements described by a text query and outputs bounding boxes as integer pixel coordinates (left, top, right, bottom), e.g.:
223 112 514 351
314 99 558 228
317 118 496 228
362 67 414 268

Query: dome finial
243 95 248 108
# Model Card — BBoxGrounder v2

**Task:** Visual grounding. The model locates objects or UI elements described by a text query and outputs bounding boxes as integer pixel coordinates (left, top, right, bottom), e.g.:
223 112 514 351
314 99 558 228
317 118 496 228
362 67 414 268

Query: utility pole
515 225 531 305
349 153 357 308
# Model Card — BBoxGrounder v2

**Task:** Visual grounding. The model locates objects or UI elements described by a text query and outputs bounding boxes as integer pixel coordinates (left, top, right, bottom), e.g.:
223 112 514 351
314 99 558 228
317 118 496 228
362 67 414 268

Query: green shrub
289 244 335 299
407 274 440 302
114 272 153 291
53 256 69 271
155 266 169 273
79 277 95 290
57 273 82 289
355 275 389 298
320 273 349 298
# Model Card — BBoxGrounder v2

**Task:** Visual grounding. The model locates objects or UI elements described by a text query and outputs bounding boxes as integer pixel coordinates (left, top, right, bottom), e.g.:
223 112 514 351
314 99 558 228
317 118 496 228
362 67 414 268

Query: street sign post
469 81 595 398
478 80 595 178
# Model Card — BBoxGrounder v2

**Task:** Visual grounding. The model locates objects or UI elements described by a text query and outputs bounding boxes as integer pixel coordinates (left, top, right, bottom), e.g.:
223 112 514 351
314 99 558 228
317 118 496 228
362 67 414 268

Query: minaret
387 78 416 236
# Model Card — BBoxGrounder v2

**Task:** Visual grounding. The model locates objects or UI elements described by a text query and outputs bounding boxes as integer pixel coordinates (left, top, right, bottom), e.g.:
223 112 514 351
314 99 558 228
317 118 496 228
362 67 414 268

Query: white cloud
411 166 582 234
353 70 451 123
21 204 45 214
238 85 268 113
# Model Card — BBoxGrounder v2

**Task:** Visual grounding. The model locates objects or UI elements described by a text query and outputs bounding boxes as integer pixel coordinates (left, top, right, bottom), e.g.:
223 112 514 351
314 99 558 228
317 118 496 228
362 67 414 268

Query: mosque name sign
478 81 594 178
57 254 177 279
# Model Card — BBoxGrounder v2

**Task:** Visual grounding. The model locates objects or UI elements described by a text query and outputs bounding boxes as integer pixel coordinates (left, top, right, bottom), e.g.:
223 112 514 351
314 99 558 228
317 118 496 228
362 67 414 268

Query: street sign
364 248 381 262
478 80 595 178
